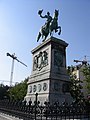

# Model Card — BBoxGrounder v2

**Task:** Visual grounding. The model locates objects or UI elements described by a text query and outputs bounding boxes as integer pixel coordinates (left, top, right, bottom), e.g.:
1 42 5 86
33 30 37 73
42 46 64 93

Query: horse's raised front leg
37 32 41 42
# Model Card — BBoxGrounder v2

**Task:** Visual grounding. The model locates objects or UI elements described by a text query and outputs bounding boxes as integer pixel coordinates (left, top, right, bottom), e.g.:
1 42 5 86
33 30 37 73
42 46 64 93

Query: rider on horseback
37 9 61 42
38 10 52 30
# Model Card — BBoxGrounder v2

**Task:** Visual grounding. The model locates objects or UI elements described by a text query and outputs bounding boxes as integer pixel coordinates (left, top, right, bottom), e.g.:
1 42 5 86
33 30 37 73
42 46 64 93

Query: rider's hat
47 12 50 15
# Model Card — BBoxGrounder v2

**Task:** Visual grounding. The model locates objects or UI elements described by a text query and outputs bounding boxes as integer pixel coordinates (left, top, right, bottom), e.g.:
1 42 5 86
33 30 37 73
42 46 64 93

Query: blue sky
0 0 90 85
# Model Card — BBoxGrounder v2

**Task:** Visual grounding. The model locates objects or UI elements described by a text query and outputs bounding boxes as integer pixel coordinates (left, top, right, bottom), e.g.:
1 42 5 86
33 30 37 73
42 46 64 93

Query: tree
9 77 28 101
0 84 9 100
70 74 84 103
67 66 84 103
82 65 90 94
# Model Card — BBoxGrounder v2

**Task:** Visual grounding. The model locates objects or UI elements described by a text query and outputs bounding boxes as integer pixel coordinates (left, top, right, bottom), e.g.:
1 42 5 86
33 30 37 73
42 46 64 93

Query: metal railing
0 96 90 120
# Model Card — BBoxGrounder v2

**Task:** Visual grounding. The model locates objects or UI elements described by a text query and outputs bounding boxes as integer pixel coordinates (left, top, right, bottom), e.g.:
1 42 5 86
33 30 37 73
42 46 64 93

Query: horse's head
54 9 59 18
49 9 61 36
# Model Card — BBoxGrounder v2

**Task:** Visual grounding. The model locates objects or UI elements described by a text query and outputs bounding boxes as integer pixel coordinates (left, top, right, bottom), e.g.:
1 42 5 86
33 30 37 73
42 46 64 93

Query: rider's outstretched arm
38 10 47 18
40 14 47 18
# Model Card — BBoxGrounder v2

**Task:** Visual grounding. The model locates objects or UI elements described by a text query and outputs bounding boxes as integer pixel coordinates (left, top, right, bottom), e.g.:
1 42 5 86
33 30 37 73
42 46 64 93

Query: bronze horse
49 10 61 36
37 10 61 42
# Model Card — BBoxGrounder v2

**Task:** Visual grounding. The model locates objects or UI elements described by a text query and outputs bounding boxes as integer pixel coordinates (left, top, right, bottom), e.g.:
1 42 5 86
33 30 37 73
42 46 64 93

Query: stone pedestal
25 37 72 105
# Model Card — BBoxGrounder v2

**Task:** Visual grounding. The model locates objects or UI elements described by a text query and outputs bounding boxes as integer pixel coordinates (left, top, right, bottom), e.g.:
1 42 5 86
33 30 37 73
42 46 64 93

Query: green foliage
70 74 84 103
0 84 9 100
9 78 28 101
82 65 90 94
67 66 84 103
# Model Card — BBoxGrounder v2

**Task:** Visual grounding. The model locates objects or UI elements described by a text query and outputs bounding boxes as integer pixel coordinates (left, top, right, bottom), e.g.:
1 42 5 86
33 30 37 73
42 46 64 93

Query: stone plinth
25 37 72 105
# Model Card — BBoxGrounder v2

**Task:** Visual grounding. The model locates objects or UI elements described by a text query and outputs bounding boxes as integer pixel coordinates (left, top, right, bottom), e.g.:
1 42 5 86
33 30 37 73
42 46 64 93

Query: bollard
35 93 38 120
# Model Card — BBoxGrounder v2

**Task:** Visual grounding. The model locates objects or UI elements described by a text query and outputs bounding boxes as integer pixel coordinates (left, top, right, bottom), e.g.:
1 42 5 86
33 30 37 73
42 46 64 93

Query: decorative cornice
31 37 68 54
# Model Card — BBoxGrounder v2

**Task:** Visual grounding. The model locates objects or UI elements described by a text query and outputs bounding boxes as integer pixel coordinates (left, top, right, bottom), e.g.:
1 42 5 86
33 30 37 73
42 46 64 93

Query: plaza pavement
0 112 23 120
0 112 89 120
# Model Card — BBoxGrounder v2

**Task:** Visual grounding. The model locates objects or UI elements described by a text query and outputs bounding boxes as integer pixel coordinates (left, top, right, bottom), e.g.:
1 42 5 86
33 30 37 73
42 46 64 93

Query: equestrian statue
37 9 61 42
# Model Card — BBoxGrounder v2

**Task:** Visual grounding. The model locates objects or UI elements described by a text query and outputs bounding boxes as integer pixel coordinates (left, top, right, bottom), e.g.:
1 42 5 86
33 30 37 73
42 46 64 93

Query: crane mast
74 56 90 65
7 53 27 86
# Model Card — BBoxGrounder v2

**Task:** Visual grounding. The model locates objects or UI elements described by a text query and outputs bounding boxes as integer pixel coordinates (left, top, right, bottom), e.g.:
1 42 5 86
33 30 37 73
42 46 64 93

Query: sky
0 0 90 86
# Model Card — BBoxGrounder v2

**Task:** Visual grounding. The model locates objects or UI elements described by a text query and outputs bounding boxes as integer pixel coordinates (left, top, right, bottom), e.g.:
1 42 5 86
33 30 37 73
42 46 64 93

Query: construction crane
74 56 90 65
7 52 27 86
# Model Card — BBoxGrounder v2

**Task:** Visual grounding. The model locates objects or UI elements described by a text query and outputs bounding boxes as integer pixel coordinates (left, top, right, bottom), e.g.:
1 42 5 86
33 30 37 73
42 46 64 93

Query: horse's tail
37 32 41 42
